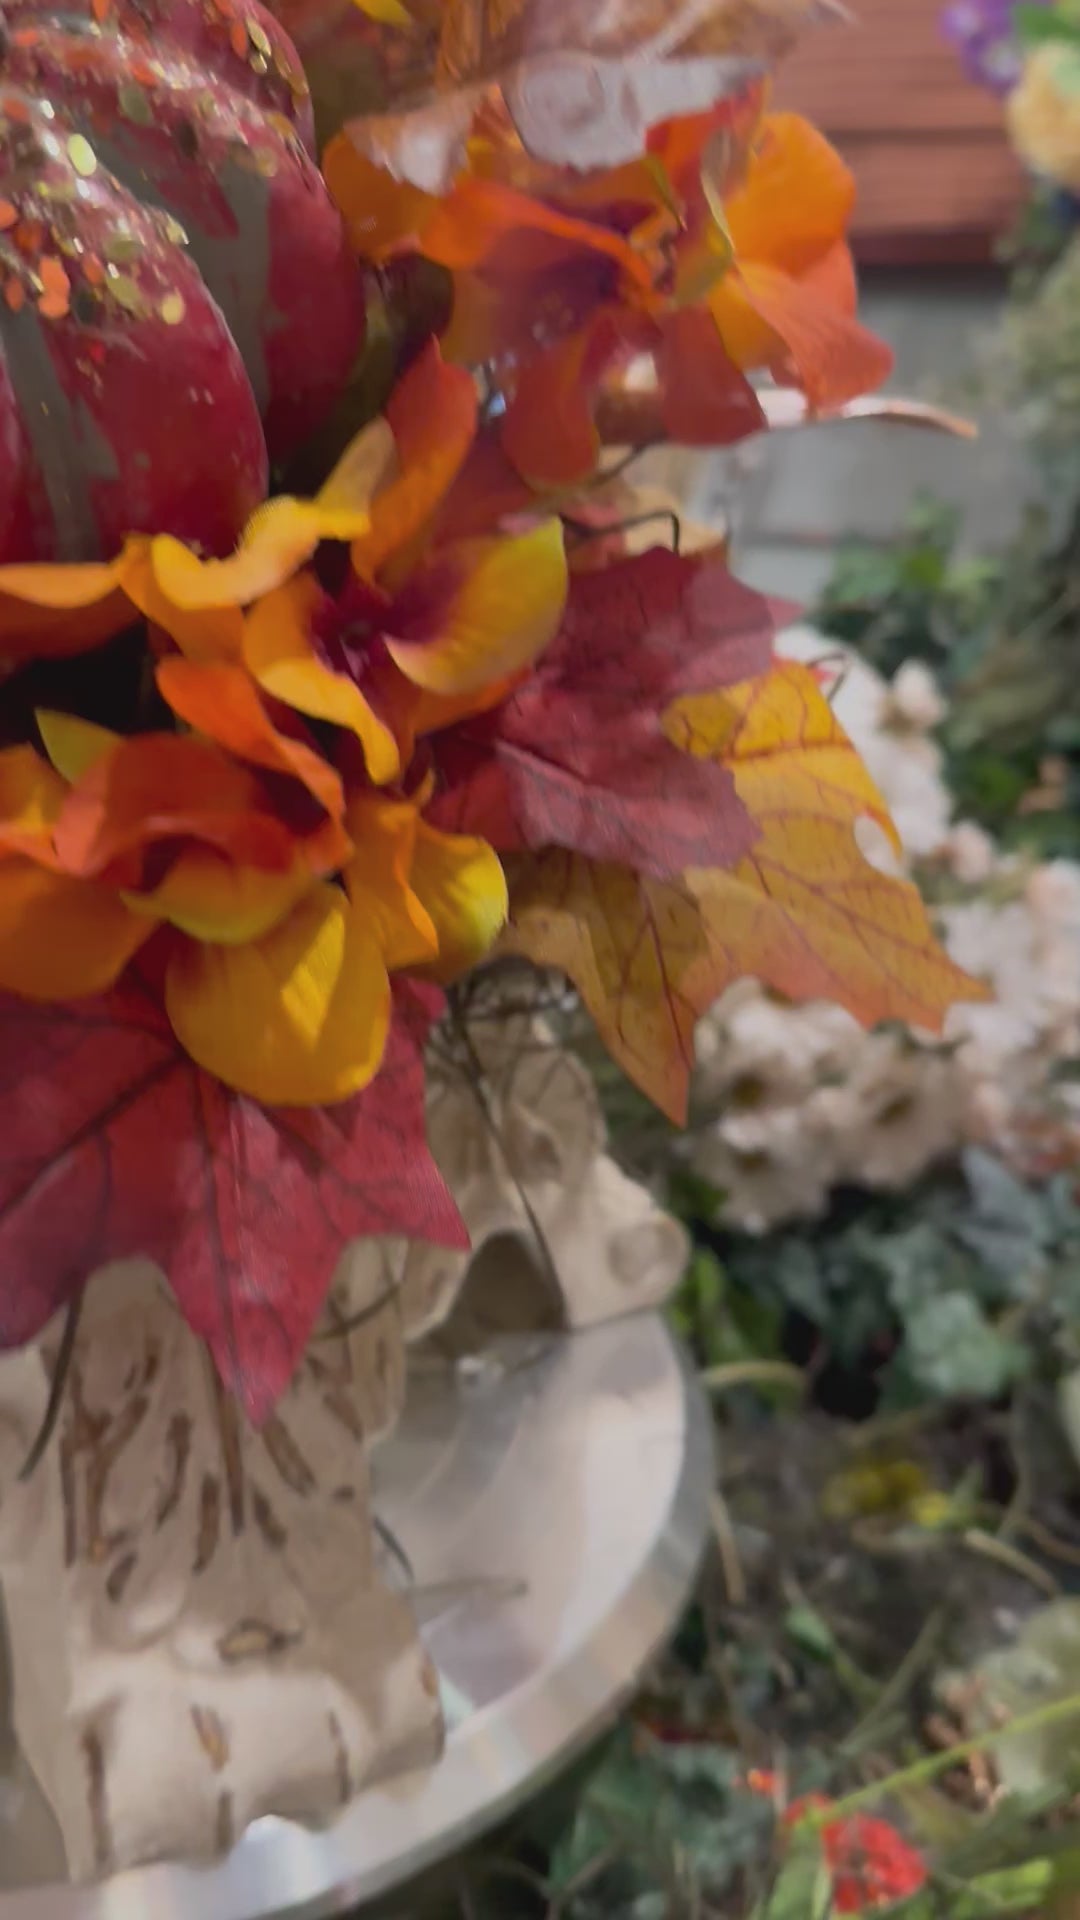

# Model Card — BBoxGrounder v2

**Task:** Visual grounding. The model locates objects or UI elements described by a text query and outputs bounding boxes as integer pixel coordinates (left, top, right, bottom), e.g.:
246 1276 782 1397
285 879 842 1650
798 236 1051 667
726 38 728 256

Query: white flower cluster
687 626 1080 1233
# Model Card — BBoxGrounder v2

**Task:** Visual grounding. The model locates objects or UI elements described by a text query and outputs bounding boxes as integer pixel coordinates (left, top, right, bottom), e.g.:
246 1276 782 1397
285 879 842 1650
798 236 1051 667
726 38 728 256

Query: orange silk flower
324 100 892 487
0 343 566 1105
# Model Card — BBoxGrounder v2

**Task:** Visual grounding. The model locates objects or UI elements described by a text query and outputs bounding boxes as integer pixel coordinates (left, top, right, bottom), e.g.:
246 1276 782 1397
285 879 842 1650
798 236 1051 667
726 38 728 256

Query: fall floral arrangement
0 0 983 1436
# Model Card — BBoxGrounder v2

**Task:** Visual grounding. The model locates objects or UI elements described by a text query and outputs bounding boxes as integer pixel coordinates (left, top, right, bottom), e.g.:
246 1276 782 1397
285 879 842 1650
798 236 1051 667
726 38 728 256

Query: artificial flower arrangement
0 0 987 1879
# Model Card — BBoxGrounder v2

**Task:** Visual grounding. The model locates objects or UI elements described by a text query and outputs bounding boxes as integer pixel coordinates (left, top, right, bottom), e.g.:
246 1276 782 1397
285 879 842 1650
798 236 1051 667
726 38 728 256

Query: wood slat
772 0 1028 257
841 134 1027 249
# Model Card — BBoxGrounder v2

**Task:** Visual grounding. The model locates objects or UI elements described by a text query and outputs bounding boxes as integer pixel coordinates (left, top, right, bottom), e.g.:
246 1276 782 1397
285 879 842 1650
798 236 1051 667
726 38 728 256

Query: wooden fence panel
773 0 1028 261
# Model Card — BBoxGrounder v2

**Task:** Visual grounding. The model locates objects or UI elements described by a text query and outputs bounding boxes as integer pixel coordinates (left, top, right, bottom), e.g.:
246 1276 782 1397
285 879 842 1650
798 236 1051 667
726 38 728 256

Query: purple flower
941 0 1047 92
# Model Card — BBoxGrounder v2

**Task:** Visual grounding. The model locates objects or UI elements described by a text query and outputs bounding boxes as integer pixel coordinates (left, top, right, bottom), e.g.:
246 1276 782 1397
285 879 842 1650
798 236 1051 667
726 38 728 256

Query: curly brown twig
18 1294 82 1481
445 982 564 1309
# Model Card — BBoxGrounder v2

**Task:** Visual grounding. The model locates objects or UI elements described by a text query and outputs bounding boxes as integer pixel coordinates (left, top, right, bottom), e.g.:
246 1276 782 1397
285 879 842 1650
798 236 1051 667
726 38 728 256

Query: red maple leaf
0 975 466 1421
430 695 751 876
538 547 779 705
428 548 778 878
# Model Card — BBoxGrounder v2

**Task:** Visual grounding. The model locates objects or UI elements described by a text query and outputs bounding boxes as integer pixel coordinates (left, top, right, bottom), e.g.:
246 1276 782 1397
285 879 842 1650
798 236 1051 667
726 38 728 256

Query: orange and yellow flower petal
119 540 244 663
300 810 355 879
0 858 153 998
386 520 568 696
149 511 325 614
408 820 508 982
433 431 537 543
54 733 298 881
723 112 856 277
440 270 522 369
156 658 346 821
671 213 734 309
147 419 394 612
799 238 859 317
649 96 761 203
420 178 651 289
0 745 66 860
407 668 525 740
705 264 777 371
165 880 391 1105
36 710 118 784
355 0 412 21
352 342 478 583
344 793 439 969
317 415 398 521
124 848 315 946
656 307 765 444
243 575 402 786
324 138 438 260
710 259 893 408
0 553 132 662
501 309 653 487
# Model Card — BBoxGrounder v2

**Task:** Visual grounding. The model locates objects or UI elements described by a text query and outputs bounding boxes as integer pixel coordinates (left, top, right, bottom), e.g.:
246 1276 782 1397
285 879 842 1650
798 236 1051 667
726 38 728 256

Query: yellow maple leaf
353 0 415 24
503 658 989 1122
502 853 719 1119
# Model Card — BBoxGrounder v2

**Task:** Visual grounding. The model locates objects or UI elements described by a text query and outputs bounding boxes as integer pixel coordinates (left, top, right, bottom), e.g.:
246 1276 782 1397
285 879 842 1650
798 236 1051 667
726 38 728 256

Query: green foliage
783 1604 841 1667
899 1291 1029 1403
817 496 1080 856
894 1860 1060 1918
1000 183 1080 290
670 1242 784 1372
820 226 1080 853
545 1731 773 1917
986 234 1080 491
817 498 996 685
748 1847 833 1920
676 1151 1080 1410
1015 0 1080 45
419 1128 1080 1920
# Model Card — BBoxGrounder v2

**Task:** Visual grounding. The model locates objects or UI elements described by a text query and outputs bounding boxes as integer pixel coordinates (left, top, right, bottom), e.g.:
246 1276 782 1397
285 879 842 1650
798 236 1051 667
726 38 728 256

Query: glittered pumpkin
0 0 365 563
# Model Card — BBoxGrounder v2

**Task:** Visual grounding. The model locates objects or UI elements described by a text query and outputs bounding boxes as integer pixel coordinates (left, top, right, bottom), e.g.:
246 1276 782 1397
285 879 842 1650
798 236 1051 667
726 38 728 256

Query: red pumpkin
0 0 365 562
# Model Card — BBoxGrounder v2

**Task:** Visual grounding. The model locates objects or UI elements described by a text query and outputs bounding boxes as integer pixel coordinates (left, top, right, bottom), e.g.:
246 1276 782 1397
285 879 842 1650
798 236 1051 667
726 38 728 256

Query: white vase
0 1019 689 1882
0 1255 441 1880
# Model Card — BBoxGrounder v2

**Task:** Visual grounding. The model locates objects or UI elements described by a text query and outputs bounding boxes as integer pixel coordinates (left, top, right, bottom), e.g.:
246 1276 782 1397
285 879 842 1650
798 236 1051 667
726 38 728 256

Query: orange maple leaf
502 659 989 1121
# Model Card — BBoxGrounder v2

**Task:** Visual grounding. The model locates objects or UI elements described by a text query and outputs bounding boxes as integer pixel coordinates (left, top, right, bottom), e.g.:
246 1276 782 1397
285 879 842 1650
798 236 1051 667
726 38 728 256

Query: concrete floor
662 269 1040 605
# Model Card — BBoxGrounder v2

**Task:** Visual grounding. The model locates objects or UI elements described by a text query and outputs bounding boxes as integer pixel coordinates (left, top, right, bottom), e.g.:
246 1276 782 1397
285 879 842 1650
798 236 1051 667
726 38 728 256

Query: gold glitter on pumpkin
104 231 140 264
119 83 153 126
109 272 142 313
38 257 70 318
67 134 97 177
